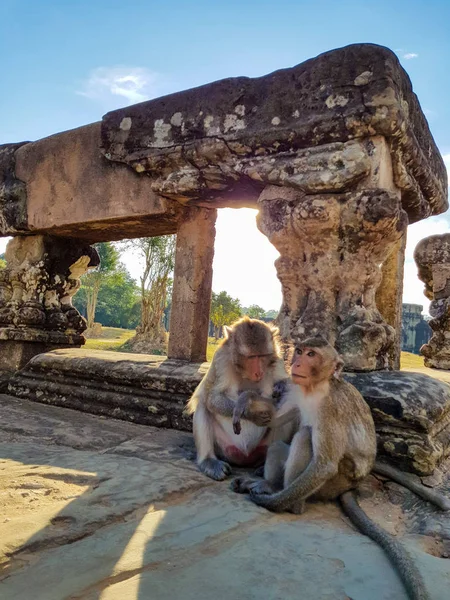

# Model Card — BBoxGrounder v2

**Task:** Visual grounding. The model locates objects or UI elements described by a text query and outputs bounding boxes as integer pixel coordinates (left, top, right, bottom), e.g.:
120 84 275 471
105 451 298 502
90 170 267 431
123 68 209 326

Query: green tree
0 258 6 270
264 309 278 320
246 304 266 319
74 265 141 329
210 291 242 340
82 242 120 328
124 235 176 342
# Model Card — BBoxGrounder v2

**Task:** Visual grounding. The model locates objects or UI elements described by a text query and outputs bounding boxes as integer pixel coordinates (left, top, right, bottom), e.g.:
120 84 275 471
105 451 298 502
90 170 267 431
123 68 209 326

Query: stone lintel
168 207 217 362
1 123 182 242
102 43 447 223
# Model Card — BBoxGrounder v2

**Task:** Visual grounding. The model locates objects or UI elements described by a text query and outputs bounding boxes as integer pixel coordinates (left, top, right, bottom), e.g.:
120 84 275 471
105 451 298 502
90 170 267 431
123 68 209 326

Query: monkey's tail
373 461 450 511
340 491 429 600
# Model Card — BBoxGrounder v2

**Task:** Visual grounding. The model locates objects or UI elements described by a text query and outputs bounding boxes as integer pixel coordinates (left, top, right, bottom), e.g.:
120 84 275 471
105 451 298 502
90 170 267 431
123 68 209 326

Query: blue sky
1 0 449 312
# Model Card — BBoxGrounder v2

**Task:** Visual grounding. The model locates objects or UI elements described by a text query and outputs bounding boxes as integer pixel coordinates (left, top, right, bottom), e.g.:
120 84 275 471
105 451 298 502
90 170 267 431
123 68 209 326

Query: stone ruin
415 234 450 369
0 43 449 476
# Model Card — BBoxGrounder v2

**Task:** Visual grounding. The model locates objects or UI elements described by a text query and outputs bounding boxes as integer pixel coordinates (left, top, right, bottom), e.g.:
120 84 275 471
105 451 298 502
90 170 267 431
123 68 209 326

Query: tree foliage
245 304 266 319
0 258 6 270
79 242 120 328
74 265 141 329
264 309 278 320
210 291 242 339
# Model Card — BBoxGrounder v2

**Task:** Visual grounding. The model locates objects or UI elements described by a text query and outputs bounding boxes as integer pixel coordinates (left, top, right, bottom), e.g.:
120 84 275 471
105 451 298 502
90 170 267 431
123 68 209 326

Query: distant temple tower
401 304 431 354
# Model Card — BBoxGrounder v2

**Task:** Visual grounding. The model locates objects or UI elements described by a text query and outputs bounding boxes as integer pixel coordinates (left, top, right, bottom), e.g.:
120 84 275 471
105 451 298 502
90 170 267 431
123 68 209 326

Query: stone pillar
168 207 217 362
414 234 450 369
0 235 99 374
375 232 407 369
257 185 408 371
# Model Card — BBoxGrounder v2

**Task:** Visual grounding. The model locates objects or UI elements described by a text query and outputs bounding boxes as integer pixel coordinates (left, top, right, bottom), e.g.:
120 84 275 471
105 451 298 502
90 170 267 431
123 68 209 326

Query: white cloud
77 66 161 108
403 52 419 60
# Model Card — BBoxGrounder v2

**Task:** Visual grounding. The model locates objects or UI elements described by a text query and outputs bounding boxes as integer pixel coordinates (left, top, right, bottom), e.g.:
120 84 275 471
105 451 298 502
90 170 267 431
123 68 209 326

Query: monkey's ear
333 358 344 380
223 325 233 339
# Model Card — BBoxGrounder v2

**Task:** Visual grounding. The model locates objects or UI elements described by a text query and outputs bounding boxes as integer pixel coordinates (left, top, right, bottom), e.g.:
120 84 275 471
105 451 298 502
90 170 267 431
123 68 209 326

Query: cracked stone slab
0 394 449 600
102 43 447 222
0 394 151 450
2 482 449 600
0 442 208 568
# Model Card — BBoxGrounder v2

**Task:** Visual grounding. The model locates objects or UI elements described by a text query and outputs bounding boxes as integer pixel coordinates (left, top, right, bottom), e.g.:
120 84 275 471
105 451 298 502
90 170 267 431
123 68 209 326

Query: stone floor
0 394 449 600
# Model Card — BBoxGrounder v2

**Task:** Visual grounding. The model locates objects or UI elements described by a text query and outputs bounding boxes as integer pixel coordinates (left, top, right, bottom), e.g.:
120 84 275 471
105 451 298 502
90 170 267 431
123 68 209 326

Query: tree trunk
86 278 101 329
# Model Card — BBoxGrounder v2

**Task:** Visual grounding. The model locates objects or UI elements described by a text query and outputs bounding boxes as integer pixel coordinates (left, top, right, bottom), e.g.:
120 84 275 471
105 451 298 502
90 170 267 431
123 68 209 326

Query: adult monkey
186 317 299 481
232 337 450 600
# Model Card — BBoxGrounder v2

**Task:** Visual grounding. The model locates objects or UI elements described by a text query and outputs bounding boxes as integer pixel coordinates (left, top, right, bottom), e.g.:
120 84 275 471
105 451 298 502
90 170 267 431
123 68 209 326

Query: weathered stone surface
3 123 183 242
8 348 450 475
0 236 99 372
8 349 207 430
168 206 217 362
1 44 448 374
415 234 450 369
258 185 408 370
345 371 450 475
0 143 29 233
376 233 407 369
102 44 447 222
0 394 449 600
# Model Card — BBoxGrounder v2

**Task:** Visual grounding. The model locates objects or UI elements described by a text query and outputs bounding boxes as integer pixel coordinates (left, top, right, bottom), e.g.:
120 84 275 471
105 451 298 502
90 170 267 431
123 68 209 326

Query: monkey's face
291 346 336 390
238 353 274 382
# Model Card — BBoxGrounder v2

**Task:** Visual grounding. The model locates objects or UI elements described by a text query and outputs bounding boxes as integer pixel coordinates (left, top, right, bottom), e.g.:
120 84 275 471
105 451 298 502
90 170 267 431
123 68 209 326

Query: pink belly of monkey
224 443 268 466
214 417 269 466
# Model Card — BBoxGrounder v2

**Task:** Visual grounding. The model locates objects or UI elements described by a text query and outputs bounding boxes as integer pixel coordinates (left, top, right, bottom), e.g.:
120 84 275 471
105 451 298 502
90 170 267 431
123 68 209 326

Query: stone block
8 349 207 430
345 371 450 475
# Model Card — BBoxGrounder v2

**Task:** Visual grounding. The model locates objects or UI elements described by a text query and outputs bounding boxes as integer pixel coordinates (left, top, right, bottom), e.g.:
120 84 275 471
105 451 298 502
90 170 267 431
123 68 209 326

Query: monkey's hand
272 378 290 403
233 390 275 434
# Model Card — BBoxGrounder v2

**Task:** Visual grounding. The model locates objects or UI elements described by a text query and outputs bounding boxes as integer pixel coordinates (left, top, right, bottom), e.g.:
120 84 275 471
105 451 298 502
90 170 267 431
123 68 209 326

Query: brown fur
186 317 298 481
232 339 441 600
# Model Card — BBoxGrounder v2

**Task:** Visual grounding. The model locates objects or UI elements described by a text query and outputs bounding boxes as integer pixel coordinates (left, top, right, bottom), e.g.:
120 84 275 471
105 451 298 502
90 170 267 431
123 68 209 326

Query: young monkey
232 337 450 600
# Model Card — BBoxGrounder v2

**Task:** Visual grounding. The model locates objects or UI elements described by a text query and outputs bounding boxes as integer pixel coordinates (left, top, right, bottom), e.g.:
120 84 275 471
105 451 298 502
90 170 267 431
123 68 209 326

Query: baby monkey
232 337 450 600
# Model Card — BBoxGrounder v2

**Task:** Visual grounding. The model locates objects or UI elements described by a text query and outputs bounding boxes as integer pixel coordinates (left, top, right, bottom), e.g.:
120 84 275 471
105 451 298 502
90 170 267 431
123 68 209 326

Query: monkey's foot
199 458 231 481
248 480 275 495
288 500 306 515
230 476 256 494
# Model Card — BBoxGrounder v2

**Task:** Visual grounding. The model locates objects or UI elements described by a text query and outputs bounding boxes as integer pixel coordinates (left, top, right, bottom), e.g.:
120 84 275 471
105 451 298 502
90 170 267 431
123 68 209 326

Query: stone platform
7 348 207 431
7 349 450 476
0 393 449 599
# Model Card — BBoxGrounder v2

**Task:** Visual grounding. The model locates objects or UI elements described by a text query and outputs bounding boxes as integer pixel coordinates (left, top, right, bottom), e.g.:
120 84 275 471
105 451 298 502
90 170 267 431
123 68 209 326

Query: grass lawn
83 327 135 351
84 327 425 368
400 351 424 369
84 327 221 360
